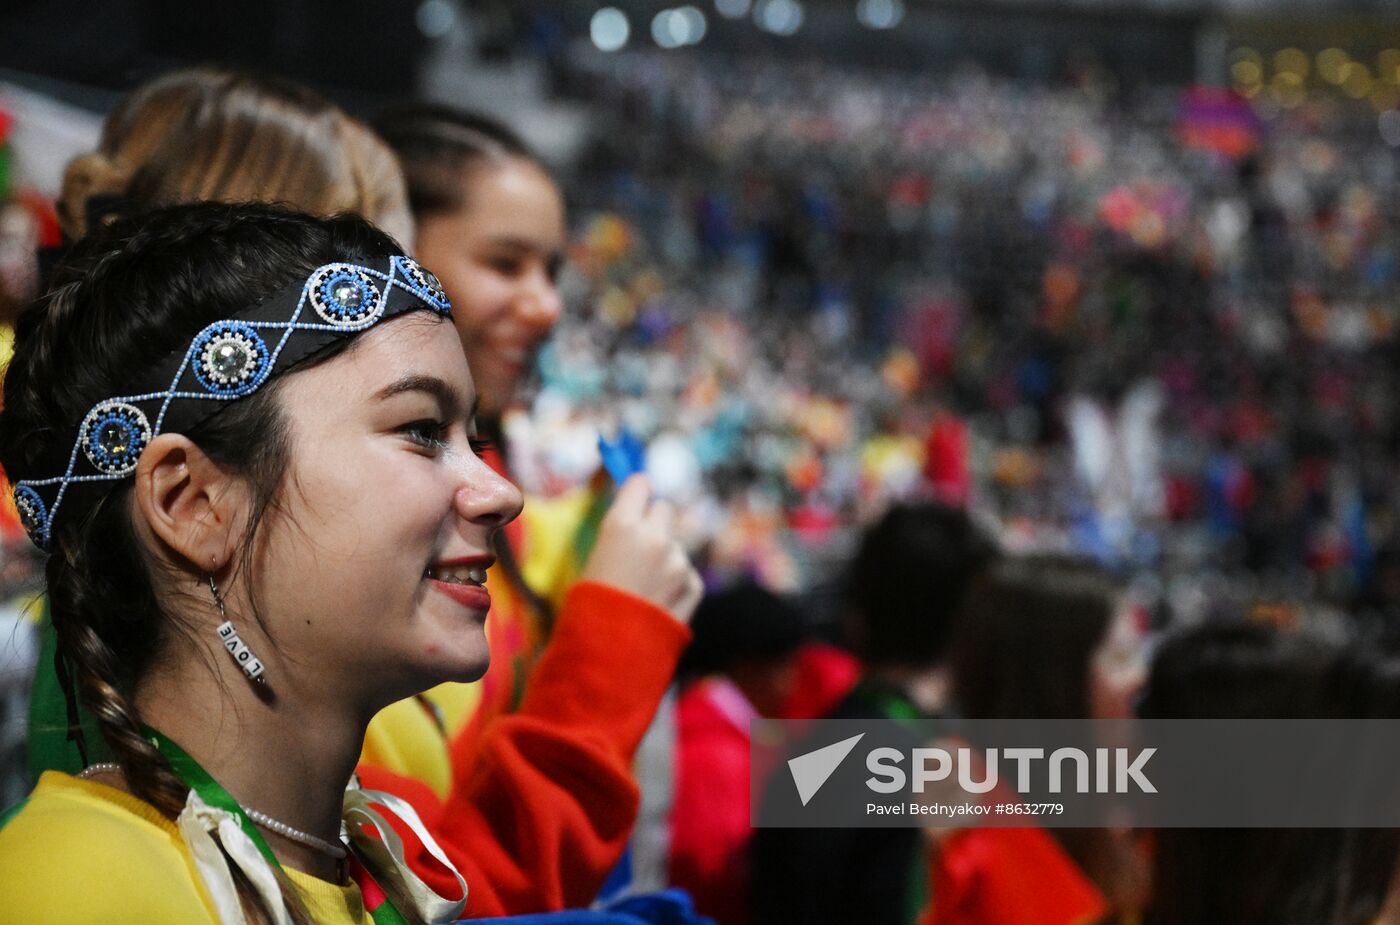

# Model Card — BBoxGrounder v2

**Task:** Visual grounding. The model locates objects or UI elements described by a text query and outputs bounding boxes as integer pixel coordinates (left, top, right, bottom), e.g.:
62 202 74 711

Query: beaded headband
12 255 453 550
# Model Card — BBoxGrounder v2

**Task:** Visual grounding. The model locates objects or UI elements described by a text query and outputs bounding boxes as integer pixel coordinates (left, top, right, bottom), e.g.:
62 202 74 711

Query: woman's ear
132 433 249 571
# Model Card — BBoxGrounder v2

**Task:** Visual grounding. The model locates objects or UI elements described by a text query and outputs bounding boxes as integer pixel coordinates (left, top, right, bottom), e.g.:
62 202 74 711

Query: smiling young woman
0 202 516 924
23 70 701 919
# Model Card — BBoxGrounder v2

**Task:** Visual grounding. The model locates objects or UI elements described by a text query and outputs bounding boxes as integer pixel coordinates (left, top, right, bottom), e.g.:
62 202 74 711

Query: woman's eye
402 420 449 450
469 437 497 455
488 256 523 276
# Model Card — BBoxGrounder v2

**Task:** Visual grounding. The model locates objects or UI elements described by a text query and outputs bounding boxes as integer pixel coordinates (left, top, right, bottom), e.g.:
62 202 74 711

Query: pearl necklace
78 762 348 860
243 807 348 860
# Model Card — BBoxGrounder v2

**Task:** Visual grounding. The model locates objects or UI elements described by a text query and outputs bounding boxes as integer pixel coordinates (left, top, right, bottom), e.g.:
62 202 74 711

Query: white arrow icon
788 733 866 806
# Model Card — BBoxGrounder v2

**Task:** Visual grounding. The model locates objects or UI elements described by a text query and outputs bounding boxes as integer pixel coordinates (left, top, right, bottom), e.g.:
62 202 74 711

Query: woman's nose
455 462 524 529
516 270 562 333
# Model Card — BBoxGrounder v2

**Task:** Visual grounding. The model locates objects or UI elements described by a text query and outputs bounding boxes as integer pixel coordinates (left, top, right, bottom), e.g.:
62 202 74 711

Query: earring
210 575 266 684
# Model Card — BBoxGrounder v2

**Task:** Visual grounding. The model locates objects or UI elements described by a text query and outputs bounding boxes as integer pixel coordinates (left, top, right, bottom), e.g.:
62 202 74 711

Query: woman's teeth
425 565 488 585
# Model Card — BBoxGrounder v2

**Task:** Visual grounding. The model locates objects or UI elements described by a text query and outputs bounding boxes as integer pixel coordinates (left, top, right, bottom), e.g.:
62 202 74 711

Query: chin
444 650 491 684
408 625 491 687
434 635 495 685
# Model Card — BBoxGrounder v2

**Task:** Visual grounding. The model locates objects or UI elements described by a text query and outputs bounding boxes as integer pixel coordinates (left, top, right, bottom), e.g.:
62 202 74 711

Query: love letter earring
210 575 266 684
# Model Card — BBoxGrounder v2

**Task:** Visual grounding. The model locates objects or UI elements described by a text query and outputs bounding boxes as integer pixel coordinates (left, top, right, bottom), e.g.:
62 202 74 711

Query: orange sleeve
360 580 690 917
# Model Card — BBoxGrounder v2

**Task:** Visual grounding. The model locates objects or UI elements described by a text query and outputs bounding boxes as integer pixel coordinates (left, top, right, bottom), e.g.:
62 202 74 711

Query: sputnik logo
788 733 866 806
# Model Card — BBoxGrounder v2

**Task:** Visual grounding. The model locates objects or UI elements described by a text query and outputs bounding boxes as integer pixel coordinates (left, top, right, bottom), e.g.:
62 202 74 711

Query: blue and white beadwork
12 485 47 548
191 321 271 397
14 257 451 550
308 264 383 327
394 256 451 312
79 401 152 476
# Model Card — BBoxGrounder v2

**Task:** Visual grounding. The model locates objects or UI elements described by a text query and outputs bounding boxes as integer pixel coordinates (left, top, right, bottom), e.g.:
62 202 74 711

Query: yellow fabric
360 695 455 801
0 771 372 924
284 868 373 925
422 678 484 748
0 323 14 373
518 487 596 607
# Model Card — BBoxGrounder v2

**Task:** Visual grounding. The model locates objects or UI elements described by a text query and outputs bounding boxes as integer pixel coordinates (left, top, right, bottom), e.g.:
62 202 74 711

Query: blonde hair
59 68 411 246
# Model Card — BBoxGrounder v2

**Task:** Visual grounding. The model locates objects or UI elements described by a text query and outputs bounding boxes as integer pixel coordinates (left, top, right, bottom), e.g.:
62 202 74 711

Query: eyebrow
486 235 564 256
373 374 479 420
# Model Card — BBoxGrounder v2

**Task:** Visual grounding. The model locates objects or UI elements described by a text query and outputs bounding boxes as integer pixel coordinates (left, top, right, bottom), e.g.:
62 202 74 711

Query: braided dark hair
0 201 401 923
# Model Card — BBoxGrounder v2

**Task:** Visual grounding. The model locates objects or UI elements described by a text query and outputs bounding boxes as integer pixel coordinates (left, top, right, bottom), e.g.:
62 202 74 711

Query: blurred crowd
501 49 1400 630
2 29 1400 925
5 51 1400 622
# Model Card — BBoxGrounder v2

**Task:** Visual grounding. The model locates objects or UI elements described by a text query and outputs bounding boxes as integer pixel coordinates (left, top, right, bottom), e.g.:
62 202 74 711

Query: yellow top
0 771 373 924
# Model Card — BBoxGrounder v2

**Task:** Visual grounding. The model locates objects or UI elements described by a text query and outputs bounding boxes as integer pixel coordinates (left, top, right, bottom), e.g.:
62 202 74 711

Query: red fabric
669 641 860 925
778 642 861 721
347 855 391 911
921 827 1108 925
668 681 757 925
358 580 691 916
923 413 970 508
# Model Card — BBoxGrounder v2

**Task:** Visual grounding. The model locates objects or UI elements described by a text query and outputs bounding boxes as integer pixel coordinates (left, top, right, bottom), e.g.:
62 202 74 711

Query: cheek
257 461 456 669
446 270 516 338
270 450 447 584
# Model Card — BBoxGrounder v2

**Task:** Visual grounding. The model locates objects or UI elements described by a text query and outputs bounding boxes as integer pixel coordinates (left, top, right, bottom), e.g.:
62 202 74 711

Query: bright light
676 5 708 44
652 9 683 48
715 0 751 19
1231 59 1262 86
591 7 630 52
1344 62 1373 99
1274 48 1309 78
1318 48 1350 85
415 0 455 38
652 6 707 48
756 0 803 35
857 0 904 29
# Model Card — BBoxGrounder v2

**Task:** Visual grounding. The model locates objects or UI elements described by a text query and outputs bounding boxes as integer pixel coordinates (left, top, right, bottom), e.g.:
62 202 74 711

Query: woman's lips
428 577 492 614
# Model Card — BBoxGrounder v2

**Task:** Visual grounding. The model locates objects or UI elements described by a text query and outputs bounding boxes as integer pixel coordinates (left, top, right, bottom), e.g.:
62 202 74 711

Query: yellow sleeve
0 784 217 923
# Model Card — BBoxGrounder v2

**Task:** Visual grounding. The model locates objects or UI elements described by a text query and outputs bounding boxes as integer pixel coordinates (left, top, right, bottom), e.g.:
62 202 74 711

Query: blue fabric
466 915 639 924
595 844 633 903
466 888 715 925
604 890 715 925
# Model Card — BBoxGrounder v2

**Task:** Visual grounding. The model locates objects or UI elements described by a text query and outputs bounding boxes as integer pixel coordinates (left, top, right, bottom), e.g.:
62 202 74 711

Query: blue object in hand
597 425 647 485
